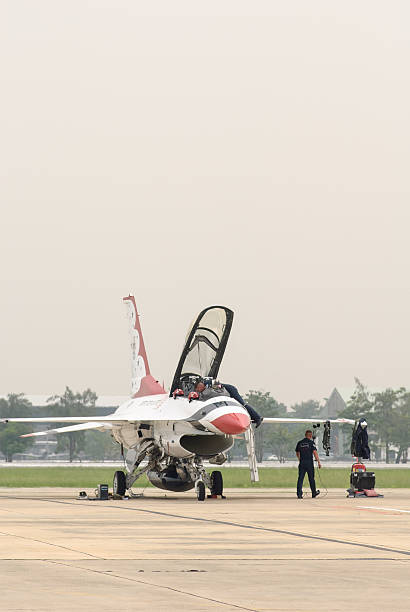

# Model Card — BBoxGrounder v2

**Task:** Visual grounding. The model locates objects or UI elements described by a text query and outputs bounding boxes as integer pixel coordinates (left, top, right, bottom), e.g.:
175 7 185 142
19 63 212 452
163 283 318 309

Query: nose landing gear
196 480 206 501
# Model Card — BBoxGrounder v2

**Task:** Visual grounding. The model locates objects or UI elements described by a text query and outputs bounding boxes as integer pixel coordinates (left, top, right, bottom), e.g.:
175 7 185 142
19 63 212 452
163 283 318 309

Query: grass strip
0 467 409 488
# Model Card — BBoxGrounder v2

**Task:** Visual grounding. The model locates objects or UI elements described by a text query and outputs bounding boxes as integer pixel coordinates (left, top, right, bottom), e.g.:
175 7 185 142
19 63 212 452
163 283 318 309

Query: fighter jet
1 297 355 500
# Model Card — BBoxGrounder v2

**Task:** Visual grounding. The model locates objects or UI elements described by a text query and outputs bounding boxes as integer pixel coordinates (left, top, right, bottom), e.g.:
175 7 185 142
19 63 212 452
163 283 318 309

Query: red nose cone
211 412 250 434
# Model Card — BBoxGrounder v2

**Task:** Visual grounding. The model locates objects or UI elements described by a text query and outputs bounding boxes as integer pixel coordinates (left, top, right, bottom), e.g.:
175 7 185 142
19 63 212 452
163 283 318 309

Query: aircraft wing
1 416 129 424
20 422 111 438
261 417 355 425
0 415 130 439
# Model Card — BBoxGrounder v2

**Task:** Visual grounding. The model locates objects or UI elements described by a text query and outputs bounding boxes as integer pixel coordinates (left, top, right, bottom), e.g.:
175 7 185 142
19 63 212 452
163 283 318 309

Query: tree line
0 388 121 463
1 380 409 462
340 378 410 463
243 381 410 463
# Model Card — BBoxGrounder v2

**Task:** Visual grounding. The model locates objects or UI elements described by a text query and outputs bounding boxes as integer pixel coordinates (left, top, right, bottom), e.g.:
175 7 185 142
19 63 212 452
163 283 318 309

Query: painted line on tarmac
40 498 410 558
45 560 258 612
358 506 410 514
330 504 406 516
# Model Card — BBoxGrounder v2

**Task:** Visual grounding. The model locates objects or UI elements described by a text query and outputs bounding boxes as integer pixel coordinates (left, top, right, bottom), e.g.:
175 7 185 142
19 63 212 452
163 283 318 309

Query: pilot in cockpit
195 379 263 428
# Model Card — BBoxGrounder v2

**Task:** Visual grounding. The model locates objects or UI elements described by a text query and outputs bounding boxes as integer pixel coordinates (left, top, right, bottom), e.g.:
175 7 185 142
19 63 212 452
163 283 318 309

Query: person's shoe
297 495 303 499
254 417 264 428
312 490 320 498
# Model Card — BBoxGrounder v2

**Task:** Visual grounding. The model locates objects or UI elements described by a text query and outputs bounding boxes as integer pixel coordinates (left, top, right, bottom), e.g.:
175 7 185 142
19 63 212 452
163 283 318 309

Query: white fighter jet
1 297 355 500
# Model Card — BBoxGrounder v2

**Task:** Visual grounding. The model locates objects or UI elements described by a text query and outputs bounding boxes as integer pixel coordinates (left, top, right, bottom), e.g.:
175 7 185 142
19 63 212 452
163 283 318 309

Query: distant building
321 388 346 419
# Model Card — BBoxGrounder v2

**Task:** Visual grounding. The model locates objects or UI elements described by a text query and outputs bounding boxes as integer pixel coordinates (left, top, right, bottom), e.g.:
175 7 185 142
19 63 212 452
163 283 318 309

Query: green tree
84 430 122 461
244 390 288 462
244 390 286 417
288 400 321 457
371 388 405 463
391 390 410 463
341 381 410 462
48 387 98 462
343 378 373 421
291 399 320 418
268 425 297 463
373 388 403 463
0 394 33 462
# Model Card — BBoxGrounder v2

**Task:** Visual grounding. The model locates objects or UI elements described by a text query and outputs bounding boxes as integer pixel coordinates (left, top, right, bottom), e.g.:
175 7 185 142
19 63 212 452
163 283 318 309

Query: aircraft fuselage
110 393 250 459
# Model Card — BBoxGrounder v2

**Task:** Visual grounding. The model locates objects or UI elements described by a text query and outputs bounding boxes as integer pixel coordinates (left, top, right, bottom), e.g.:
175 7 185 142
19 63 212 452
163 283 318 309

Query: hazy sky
1 1 410 406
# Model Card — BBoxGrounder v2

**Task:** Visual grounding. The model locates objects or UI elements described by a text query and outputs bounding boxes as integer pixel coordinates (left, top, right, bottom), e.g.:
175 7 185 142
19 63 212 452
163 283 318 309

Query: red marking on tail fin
133 375 165 398
123 295 166 398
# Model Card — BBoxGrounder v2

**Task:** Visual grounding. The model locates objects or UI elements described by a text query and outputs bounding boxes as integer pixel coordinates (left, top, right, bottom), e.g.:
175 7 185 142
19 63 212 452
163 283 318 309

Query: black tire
210 471 223 496
113 470 127 496
196 481 206 501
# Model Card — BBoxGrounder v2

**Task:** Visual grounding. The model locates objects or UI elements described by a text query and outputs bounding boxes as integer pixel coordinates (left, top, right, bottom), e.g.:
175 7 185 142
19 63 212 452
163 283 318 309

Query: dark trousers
244 404 261 423
222 384 261 423
297 462 316 497
223 384 245 405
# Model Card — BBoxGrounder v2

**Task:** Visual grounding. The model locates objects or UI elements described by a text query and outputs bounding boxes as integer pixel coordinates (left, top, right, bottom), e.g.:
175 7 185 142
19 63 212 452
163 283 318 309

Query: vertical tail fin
123 295 166 398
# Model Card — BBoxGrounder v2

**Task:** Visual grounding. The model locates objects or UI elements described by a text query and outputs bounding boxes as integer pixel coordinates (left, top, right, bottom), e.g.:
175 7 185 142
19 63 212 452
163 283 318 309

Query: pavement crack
45 559 258 611
6 496 410 560
41 498 410 559
0 529 102 560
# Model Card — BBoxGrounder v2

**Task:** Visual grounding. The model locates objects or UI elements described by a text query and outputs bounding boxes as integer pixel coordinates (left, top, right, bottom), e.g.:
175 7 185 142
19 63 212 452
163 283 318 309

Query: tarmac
0 487 409 611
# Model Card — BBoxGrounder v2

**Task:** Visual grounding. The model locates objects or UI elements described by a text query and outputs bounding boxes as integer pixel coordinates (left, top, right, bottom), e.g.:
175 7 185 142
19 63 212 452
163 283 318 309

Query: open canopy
170 306 234 394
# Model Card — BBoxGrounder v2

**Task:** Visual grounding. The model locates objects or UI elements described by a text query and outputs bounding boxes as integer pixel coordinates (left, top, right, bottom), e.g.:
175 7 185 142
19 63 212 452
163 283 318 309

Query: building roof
321 388 346 418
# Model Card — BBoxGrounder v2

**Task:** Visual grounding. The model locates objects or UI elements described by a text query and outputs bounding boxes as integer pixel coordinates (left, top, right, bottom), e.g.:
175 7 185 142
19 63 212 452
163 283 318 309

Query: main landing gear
210 470 223 496
196 470 225 502
112 459 225 502
113 470 127 496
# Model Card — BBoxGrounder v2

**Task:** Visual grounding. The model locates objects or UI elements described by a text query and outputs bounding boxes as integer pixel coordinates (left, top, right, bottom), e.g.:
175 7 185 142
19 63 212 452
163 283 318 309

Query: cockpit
173 375 230 400
170 306 234 397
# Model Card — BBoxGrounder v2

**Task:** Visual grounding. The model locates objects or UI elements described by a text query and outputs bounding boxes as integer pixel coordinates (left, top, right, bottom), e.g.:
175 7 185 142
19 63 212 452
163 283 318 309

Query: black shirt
295 437 317 463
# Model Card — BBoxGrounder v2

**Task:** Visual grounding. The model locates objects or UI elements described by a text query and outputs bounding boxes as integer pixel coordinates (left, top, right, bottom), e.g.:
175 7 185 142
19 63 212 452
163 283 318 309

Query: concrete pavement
0 487 409 610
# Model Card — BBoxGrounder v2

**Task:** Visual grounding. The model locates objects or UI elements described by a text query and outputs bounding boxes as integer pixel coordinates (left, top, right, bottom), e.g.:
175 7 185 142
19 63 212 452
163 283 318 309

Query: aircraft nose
210 412 250 434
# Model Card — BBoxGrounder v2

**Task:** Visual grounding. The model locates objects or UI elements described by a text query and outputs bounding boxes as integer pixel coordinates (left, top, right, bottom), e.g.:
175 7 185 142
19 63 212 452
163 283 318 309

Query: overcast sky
1 1 410 406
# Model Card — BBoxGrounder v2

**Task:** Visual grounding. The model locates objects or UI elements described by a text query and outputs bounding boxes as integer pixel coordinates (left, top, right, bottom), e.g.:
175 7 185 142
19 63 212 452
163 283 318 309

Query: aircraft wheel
196 481 206 501
210 470 223 496
113 470 126 496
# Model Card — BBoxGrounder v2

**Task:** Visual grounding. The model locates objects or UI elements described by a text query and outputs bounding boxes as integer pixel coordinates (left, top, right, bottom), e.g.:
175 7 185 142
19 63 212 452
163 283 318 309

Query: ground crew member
221 383 263 428
295 430 321 498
